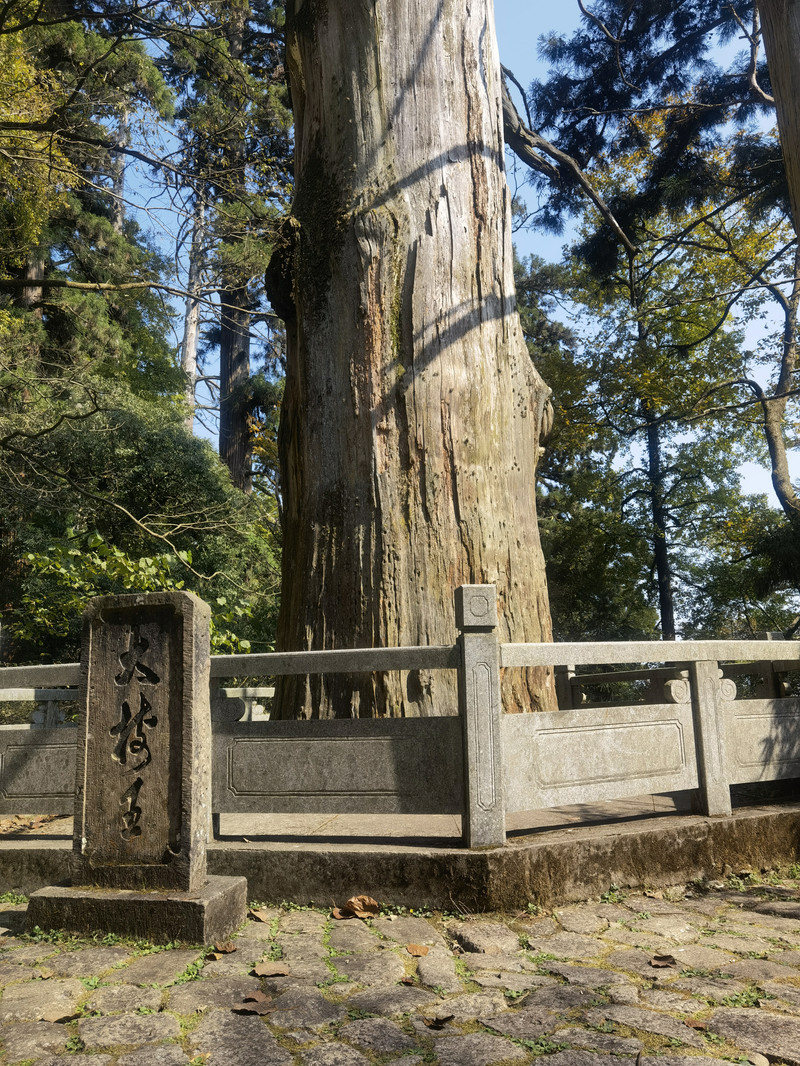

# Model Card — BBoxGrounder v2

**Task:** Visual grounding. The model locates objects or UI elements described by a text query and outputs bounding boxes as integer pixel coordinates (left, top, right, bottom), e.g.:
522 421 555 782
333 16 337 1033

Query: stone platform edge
3 803 799 914
25 874 247 943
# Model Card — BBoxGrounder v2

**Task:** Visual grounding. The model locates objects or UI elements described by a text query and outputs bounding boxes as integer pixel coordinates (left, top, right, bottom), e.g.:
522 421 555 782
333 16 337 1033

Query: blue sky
493 0 580 263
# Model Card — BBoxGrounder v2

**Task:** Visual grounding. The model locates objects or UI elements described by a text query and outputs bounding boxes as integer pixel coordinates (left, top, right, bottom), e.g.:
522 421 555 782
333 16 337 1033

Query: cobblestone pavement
2 875 800 1065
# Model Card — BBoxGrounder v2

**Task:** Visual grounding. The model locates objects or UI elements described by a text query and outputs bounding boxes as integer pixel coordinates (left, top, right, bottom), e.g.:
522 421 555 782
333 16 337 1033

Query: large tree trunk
218 285 252 492
274 0 555 718
181 197 206 431
759 0 800 233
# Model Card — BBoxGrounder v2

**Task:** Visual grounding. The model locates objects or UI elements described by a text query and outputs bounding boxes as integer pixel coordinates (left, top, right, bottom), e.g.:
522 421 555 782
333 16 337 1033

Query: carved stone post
456 585 505 848
27 592 247 942
689 659 733 817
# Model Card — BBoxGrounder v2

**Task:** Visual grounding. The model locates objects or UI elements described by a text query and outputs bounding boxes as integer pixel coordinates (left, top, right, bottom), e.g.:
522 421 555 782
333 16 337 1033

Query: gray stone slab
600 927 671 951
529 1056 618 1066
116 1049 190 1066
35 1058 113 1066
87 983 163 1014
727 956 798 980
371 916 447 946
0 962 50 983
448 921 520 955
557 1027 642 1054
79 1013 181 1048
670 975 748 1002
191 1011 294 1066
239 918 277 941
278 910 327 934
709 1006 800 1065
268 987 346 1029
278 933 328 959
342 1017 418 1054
260 958 331 986
201 940 267 978
633 916 700 943
585 1004 705 1048
167 975 260 1013
114 948 202 986
300 1045 372 1066
528 932 605 959
461 954 538 973
345 986 437 1015
434 1032 528 1065
543 962 634 987
554 909 610 935
470 972 554 993
334 953 406 986
519 916 560 937
703 932 774 954
427 991 507 1021
415 948 463 993
639 988 700 1013
0 943 59 963
27 875 247 946
0 978 84 1022
607 984 639 1004
47 945 131 976
762 979 800 1007
0 1020 69 1060
482 1007 558 1040
328 922 383 954
520 984 604 1013
754 900 800 919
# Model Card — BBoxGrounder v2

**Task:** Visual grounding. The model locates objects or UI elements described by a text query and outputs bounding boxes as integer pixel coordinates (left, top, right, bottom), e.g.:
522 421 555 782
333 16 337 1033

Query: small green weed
0 891 28 905
80 976 102 990
64 1034 85 1053
173 961 204 984
599 884 625 903
518 1035 567 1055
721 985 773 1007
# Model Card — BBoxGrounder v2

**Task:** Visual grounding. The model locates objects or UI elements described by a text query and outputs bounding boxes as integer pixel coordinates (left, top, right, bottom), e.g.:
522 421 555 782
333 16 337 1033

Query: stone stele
26 592 246 943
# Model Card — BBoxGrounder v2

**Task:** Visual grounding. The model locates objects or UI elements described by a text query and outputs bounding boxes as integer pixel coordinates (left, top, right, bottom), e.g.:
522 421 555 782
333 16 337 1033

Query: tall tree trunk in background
643 410 677 640
217 1 253 492
273 0 555 719
181 197 206 430
218 285 252 491
110 109 128 235
759 0 800 233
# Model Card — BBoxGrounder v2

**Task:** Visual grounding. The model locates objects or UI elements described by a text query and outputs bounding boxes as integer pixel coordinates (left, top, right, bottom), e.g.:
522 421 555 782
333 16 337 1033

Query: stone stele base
25 874 247 944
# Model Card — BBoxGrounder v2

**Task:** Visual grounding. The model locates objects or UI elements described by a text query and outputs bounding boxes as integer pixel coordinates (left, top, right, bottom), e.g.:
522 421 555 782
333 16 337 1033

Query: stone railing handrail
4 638 798 691
500 638 800 668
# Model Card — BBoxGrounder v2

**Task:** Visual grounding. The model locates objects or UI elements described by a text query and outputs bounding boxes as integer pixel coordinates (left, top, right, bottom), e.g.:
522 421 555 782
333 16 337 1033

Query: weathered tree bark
217 3 253 493
759 0 800 232
273 0 555 718
643 411 677 641
180 198 206 430
218 285 252 492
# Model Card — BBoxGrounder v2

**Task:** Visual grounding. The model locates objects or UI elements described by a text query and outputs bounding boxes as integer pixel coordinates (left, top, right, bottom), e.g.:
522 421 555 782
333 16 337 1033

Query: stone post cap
455 585 498 630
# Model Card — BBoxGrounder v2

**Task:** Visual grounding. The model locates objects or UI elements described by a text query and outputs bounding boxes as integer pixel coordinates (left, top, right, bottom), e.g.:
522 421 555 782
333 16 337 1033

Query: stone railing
1 585 799 848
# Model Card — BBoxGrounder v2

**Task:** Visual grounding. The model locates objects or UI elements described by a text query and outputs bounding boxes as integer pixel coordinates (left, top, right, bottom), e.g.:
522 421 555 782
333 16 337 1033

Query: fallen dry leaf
422 1014 454 1030
213 940 237 954
684 1019 707 1031
249 909 272 924
407 944 429 957
252 961 290 977
649 953 677 968
331 907 355 920
232 991 275 1016
343 894 380 919
400 977 417 985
